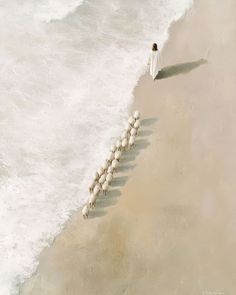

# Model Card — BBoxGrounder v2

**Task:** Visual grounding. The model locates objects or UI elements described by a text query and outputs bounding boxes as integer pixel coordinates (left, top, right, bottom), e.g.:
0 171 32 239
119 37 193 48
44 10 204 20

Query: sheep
89 193 97 209
107 165 114 174
121 138 128 151
125 122 132 132
99 173 107 185
107 152 114 163
111 159 119 171
102 181 109 195
110 145 116 153
106 173 113 183
82 205 89 219
116 139 122 150
133 110 140 120
128 116 135 126
93 184 100 196
114 150 122 161
133 119 140 129
130 127 137 136
94 171 99 181
121 130 128 140
129 135 136 148
101 160 109 171
97 167 104 177
89 181 96 193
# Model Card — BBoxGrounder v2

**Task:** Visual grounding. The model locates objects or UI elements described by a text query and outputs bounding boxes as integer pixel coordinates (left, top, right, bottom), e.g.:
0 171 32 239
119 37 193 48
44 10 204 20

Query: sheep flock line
82 110 141 219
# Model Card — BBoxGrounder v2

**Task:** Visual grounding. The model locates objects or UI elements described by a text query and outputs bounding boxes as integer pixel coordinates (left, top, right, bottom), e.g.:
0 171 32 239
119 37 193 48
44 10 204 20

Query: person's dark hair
152 43 158 51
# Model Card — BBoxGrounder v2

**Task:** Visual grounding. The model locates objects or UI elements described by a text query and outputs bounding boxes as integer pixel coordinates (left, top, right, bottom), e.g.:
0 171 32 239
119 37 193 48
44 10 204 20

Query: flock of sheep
82 110 141 219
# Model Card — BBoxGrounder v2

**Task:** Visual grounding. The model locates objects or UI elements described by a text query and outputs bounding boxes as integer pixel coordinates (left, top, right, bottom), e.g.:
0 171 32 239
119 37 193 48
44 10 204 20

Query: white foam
0 0 193 294
34 0 85 22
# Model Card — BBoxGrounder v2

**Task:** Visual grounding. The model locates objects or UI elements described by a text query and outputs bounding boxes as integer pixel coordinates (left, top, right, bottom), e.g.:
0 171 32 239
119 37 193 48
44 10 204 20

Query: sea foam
0 0 193 294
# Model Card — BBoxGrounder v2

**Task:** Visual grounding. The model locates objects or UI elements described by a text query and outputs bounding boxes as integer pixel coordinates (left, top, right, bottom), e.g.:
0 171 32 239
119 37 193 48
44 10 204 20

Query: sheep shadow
89 209 106 219
118 156 135 163
120 138 150 163
107 189 121 198
141 117 158 127
138 129 153 137
88 116 156 219
134 138 150 151
90 189 121 218
120 155 136 163
96 197 117 208
98 188 121 202
111 176 129 187
117 163 136 173
156 58 207 80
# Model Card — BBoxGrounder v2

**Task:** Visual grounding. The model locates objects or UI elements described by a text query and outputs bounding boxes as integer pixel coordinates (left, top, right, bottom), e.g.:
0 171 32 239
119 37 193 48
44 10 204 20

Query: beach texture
21 0 236 294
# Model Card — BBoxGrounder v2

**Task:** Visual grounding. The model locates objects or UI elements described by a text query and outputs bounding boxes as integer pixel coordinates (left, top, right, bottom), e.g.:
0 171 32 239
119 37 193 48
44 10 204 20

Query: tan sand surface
21 0 236 294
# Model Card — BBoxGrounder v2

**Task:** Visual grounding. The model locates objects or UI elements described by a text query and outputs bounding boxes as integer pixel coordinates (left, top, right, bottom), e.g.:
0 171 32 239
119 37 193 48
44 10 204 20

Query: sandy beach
21 0 236 294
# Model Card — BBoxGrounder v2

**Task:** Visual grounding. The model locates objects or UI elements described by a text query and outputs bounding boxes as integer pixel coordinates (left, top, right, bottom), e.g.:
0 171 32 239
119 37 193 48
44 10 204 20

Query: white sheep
111 159 119 171
129 135 136 148
121 131 128 140
102 181 109 195
114 150 122 161
89 181 96 193
110 145 116 153
89 193 97 209
106 173 113 183
97 167 104 177
128 116 135 126
93 184 100 196
101 160 109 171
125 123 132 132
107 152 114 163
133 110 140 120
99 173 107 185
130 127 137 136
107 165 114 174
82 205 89 219
94 171 99 181
116 139 122 150
134 119 140 129
121 138 128 151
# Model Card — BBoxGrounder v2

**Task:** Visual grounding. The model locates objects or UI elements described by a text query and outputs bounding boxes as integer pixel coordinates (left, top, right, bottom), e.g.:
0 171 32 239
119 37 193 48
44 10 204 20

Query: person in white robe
148 43 161 80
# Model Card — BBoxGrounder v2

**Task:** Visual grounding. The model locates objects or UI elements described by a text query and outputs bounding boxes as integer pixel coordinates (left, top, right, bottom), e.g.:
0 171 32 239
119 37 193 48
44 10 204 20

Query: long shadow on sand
141 118 158 127
156 58 207 80
89 117 158 219
89 189 121 219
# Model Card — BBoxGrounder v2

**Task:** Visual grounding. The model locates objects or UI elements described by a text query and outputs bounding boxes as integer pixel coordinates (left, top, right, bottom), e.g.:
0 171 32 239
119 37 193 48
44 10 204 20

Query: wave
34 0 85 22
0 0 193 294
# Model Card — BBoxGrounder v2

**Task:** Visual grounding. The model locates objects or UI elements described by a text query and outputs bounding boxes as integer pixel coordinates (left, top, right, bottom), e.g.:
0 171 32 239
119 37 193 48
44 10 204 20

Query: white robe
149 51 160 80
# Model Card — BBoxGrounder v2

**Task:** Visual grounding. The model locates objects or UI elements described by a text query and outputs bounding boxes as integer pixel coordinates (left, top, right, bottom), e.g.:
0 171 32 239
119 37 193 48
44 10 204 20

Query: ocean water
0 0 193 294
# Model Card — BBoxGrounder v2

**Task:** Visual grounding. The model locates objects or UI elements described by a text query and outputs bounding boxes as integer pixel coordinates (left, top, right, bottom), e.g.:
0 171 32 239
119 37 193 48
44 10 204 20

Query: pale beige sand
21 0 236 294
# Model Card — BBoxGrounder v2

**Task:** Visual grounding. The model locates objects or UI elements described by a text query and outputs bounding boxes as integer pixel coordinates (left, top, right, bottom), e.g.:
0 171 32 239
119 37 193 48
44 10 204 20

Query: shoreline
21 0 236 294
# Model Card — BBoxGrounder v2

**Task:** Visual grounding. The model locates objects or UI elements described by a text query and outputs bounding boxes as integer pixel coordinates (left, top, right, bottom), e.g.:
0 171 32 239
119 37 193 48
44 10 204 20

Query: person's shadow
155 58 207 80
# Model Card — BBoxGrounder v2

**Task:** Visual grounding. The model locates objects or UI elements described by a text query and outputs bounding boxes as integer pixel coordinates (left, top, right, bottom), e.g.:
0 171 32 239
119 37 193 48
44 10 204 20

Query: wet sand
21 0 236 294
